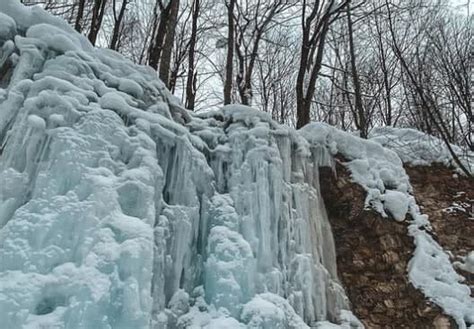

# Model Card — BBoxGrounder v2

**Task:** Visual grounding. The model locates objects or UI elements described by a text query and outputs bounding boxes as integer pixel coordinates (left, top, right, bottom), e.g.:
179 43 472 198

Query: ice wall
0 2 359 328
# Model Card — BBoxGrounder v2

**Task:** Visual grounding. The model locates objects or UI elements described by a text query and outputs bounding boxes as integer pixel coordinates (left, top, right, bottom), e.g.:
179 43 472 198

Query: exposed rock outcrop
320 160 457 328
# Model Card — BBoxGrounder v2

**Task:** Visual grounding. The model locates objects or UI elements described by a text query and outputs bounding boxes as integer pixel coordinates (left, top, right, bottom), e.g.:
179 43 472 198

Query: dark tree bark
373 10 394 126
109 0 129 51
296 0 348 129
223 0 236 105
149 1 172 70
234 1 287 106
159 0 180 88
88 0 108 45
74 0 86 32
185 0 200 110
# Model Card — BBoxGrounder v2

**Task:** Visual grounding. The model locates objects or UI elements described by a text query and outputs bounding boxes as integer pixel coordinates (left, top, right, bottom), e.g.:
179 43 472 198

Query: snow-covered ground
0 1 472 329
370 126 473 174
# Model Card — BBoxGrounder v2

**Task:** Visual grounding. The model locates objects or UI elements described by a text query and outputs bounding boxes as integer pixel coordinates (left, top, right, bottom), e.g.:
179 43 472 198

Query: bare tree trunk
109 0 129 50
373 12 394 126
234 2 285 106
296 0 348 129
159 0 179 88
74 0 86 32
223 0 235 105
346 1 366 138
185 0 200 110
88 0 108 46
149 1 171 70
296 21 330 129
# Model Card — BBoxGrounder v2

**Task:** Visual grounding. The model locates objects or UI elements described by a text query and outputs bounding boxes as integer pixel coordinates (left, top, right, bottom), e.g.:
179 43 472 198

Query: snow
26 24 82 53
27 114 46 130
0 12 16 41
300 122 412 220
370 126 473 174
119 78 144 99
454 251 474 274
241 295 288 328
382 190 409 222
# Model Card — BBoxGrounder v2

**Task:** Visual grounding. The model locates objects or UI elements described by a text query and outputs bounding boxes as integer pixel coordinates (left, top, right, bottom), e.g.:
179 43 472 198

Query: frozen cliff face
0 2 360 329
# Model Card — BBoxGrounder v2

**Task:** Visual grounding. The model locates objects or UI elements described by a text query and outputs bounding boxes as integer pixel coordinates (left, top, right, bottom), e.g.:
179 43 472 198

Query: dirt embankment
320 161 457 328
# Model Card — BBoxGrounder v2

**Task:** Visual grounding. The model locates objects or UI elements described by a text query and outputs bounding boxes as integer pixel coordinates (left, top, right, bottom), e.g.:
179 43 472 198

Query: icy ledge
301 123 474 329
0 2 363 328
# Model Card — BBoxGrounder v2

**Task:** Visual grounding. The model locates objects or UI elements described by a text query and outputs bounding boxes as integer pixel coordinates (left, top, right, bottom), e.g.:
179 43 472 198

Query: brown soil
406 164 474 296
320 161 455 329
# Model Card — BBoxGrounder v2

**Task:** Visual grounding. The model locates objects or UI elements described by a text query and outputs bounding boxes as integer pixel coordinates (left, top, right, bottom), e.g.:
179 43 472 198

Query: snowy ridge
0 2 361 328
301 123 474 328
370 126 474 174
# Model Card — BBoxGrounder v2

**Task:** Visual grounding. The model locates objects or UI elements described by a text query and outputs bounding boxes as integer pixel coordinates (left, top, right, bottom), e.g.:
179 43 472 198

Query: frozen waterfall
0 1 360 328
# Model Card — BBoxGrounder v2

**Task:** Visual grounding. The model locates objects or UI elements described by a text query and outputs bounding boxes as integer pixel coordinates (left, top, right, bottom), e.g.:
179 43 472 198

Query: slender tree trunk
159 0 179 88
295 15 311 129
88 0 108 45
74 0 86 32
296 21 329 129
109 0 129 50
223 0 235 105
149 1 171 70
373 11 394 126
347 2 366 138
185 0 200 110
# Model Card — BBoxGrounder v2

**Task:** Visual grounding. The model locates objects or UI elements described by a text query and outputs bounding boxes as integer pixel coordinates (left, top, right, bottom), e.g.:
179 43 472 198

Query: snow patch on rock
301 122 474 328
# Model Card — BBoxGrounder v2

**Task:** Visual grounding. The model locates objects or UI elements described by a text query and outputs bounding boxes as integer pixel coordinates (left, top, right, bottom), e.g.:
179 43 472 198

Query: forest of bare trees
20 0 473 159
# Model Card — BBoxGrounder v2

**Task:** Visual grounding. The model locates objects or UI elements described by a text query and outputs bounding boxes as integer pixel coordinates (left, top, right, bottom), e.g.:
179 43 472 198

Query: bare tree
346 1 367 137
88 0 108 45
185 0 200 109
233 0 291 106
295 0 348 129
74 0 86 32
223 0 236 105
385 0 472 176
148 0 173 70
109 0 130 50
159 0 180 87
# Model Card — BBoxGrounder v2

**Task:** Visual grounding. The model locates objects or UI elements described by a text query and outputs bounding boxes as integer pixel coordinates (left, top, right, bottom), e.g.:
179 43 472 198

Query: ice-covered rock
0 1 357 328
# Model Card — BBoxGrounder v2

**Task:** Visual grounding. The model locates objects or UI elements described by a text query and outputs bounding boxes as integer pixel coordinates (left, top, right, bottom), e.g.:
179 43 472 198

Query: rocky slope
321 162 458 328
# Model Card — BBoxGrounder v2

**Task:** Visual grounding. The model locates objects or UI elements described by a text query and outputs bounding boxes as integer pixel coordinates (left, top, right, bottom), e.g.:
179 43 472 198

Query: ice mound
0 1 357 328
